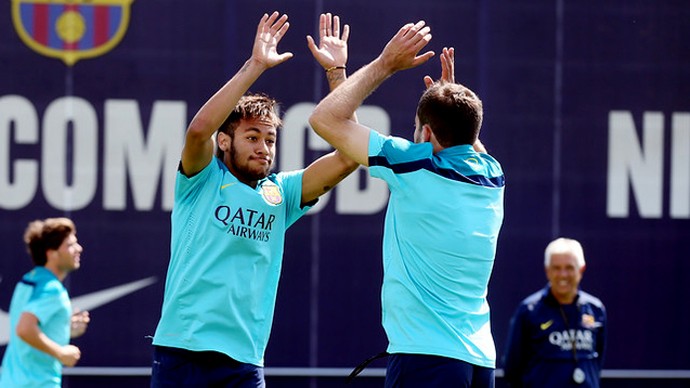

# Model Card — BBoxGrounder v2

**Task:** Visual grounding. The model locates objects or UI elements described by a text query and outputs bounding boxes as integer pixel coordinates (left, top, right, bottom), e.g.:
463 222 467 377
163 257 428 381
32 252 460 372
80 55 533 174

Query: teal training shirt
368 131 505 368
0 267 71 388
153 157 310 366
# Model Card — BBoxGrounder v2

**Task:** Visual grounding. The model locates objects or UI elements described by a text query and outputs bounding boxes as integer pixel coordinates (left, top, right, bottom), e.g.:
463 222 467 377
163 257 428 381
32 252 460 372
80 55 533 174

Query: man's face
52 233 82 273
224 118 277 183
546 252 583 303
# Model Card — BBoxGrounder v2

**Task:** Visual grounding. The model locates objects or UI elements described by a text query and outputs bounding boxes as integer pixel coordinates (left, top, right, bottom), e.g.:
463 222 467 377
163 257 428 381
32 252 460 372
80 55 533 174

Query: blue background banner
1 1 688 386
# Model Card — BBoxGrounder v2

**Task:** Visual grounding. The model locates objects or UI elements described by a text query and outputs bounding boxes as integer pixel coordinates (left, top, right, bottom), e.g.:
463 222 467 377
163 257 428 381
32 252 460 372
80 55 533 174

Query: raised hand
252 11 293 69
307 13 350 70
424 47 454 88
379 21 434 73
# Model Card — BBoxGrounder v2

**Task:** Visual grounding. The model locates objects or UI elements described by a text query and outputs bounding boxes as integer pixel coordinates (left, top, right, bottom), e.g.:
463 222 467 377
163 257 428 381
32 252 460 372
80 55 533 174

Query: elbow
308 107 328 136
187 116 216 142
16 324 31 342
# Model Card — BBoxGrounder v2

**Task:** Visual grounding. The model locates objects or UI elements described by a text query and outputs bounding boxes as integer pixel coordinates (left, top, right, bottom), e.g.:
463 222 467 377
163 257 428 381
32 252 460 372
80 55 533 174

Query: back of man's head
416 82 483 148
24 218 76 266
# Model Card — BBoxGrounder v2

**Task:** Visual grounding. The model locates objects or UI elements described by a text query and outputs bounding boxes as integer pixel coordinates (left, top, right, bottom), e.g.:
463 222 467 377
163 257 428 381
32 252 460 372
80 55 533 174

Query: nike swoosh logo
221 183 237 190
0 276 157 346
540 320 554 330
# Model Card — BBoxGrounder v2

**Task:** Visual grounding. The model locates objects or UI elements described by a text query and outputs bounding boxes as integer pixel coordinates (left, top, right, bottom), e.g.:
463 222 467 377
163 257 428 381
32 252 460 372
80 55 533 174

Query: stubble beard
229 142 272 182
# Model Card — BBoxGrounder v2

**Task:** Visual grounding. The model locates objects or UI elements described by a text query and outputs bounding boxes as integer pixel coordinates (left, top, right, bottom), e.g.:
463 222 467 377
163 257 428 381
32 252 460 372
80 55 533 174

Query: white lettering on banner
103 100 185 211
607 111 689 219
0 95 38 209
671 113 690 218
281 103 389 215
0 95 186 211
42 97 98 210
0 96 390 214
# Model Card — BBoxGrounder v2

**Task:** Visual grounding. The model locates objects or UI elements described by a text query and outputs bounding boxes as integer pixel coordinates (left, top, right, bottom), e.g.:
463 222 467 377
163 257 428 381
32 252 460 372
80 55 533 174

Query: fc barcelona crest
260 181 283 206
11 0 134 66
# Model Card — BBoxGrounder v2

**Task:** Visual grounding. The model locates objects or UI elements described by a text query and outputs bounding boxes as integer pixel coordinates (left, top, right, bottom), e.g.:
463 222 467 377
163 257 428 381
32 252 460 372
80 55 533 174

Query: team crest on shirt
260 181 283 205
581 314 600 329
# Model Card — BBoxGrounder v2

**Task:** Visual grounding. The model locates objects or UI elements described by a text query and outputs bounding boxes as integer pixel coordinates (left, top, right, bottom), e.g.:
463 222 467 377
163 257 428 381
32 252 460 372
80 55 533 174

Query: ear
579 264 586 275
422 125 433 142
217 132 230 152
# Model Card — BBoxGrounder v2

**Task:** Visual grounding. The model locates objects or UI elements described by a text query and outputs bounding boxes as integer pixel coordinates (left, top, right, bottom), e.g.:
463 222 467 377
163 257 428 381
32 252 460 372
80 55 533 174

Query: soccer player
0 217 90 388
309 21 505 387
150 12 358 387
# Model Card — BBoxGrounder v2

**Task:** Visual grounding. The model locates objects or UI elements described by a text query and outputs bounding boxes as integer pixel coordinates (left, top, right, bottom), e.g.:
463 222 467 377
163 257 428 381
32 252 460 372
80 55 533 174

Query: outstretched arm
300 13 359 205
309 21 434 166
181 12 293 176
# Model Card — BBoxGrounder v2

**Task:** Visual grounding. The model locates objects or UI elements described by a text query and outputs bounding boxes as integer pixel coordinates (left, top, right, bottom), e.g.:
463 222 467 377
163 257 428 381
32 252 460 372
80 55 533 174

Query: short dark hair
416 82 483 147
24 218 76 266
215 93 282 159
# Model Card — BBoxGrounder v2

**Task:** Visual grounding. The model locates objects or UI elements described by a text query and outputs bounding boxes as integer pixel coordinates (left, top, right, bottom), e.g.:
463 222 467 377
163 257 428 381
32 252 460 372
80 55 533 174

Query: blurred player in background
502 237 607 387
150 12 358 387
309 20 505 388
0 217 90 388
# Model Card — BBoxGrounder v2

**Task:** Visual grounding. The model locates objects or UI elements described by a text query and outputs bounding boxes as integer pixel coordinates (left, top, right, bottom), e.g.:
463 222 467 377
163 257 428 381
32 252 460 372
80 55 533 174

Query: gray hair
544 237 585 269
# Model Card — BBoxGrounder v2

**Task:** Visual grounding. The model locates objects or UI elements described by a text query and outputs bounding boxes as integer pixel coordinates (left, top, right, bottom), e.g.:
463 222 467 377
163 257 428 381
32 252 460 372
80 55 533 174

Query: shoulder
578 290 606 310
370 135 432 166
522 288 548 308
513 288 550 317
268 170 304 189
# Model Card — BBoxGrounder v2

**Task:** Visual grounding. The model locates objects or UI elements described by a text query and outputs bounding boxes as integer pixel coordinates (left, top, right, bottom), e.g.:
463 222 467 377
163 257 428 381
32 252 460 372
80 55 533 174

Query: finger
342 24 350 42
334 15 341 38
319 13 326 39
423 75 434 89
325 12 332 36
271 14 289 35
306 35 318 54
397 23 416 38
275 21 290 41
412 50 435 67
414 26 432 43
404 20 426 38
265 11 280 31
257 13 269 35
276 52 294 64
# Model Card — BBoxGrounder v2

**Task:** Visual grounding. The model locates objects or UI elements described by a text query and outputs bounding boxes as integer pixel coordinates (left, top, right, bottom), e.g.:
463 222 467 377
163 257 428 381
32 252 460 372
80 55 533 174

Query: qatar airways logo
548 329 594 351
215 205 275 242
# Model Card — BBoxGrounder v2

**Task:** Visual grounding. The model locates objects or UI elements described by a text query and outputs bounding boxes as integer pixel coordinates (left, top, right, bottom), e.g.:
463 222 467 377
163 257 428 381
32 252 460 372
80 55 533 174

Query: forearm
18 326 63 360
312 57 390 138
325 67 358 122
187 58 267 138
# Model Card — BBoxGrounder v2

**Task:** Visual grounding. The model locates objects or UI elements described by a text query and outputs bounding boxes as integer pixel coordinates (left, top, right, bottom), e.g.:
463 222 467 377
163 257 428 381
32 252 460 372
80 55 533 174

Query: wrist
325 65 346 73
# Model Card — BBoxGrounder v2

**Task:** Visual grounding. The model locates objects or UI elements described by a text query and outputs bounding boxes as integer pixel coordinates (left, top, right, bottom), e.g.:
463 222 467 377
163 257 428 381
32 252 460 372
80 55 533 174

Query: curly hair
23 218 76 266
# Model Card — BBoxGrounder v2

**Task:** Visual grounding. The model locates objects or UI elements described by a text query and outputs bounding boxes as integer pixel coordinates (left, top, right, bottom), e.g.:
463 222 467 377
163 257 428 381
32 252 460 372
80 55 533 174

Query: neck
552 290 577 305
43 264 66 282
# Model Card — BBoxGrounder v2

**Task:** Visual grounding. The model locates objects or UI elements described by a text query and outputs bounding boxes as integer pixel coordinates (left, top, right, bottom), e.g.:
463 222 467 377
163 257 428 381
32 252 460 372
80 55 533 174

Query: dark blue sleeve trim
369 155 505 188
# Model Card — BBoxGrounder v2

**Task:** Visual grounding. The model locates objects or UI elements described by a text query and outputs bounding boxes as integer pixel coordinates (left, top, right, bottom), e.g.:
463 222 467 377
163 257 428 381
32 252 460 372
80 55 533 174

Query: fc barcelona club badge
11 0 134 66
260 181 283 206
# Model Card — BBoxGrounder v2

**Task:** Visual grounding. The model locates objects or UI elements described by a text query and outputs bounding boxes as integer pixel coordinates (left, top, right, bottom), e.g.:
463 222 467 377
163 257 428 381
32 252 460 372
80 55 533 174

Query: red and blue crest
11 0 134 66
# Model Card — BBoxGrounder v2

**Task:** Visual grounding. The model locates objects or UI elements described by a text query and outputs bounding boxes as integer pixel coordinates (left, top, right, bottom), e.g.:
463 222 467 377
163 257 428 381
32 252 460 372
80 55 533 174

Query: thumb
423 75 434 89
306 35 318 54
